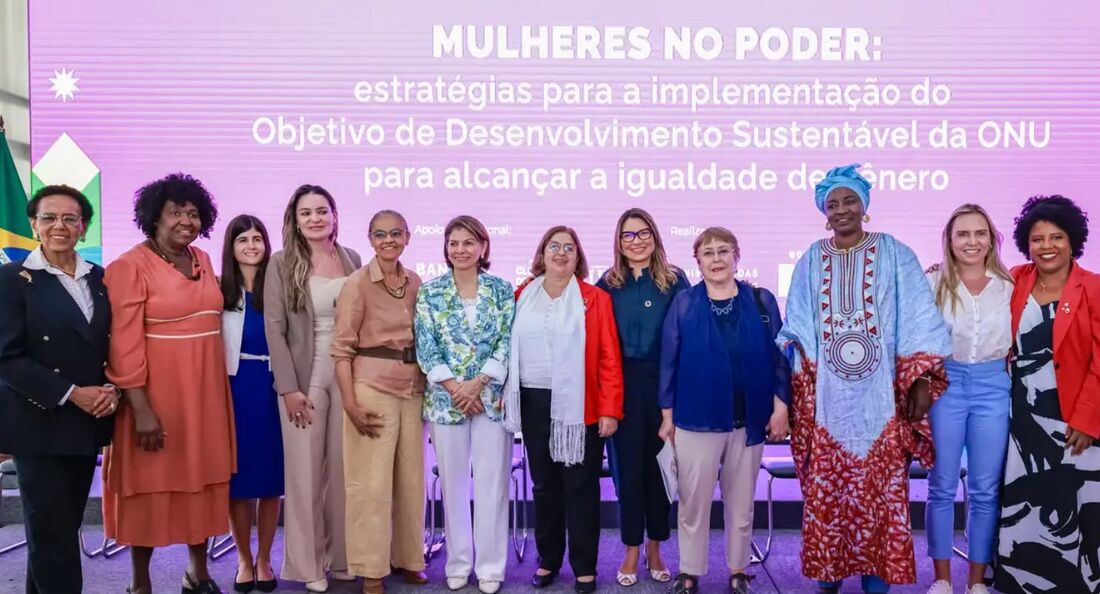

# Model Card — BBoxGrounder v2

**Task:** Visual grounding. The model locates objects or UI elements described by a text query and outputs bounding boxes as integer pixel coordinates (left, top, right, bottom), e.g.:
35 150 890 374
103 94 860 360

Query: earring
79 234 87 243
863 214 871 223
825 221 832 231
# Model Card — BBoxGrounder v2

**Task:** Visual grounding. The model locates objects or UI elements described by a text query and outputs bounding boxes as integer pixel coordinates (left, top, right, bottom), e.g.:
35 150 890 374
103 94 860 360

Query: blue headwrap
814 163 872 214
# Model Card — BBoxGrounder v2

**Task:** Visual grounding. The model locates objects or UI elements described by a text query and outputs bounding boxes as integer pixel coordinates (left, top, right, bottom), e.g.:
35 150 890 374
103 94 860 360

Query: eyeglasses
698 247 735 261
371 229 405 240
620 228 653 243
547 242 576 255
34 213 82 227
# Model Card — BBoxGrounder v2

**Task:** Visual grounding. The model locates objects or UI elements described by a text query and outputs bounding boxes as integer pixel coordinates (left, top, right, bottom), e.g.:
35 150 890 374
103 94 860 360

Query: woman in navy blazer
0 185 118 594
658 227 790 594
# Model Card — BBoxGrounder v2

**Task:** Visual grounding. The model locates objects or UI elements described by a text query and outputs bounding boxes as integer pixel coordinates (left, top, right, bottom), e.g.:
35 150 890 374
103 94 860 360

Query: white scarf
503 275 587 465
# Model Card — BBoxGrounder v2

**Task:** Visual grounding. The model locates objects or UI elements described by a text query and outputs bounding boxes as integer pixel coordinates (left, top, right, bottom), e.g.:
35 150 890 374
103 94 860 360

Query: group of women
0 165 1096 594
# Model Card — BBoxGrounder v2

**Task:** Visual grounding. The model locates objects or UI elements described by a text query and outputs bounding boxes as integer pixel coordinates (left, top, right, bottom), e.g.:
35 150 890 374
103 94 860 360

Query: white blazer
222 297 245 376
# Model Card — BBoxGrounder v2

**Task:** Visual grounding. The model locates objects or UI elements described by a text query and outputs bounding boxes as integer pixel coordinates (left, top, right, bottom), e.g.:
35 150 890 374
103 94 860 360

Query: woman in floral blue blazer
414 215 516 594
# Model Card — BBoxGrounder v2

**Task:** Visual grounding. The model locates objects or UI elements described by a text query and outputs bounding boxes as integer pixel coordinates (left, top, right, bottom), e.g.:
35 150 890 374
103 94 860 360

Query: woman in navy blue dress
221 215 285 593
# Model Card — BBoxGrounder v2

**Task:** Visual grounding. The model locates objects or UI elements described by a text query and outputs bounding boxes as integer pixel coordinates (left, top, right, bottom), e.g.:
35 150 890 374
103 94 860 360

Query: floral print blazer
415 271 515 424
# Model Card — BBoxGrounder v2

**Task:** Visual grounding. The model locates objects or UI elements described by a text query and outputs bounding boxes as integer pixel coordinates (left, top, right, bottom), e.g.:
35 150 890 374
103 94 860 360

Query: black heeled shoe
182 572 226 594
532 569 559 588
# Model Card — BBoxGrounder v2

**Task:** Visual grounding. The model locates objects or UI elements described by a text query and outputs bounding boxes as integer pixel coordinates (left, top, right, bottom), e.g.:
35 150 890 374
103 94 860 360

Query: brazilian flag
0 123 34 264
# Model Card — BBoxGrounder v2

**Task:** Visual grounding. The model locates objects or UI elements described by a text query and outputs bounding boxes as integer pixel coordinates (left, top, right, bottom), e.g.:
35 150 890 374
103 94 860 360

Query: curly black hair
26 184 94 224
132 173 218 238
1012 195 1089 260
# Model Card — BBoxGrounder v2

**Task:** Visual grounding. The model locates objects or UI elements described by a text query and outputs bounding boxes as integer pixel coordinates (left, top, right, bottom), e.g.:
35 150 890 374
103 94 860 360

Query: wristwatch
477 373 491 385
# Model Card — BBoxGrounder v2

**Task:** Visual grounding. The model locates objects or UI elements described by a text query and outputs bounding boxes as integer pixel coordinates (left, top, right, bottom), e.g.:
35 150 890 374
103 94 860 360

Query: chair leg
952 478 970 560
78 529 127 559
0 536 27 555
423 475 444 562
208 534 235 560
750 475 775 564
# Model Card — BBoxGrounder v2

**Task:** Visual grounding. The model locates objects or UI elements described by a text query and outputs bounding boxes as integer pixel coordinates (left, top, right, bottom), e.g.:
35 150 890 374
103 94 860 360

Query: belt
240 352 271 370
356 346 417 365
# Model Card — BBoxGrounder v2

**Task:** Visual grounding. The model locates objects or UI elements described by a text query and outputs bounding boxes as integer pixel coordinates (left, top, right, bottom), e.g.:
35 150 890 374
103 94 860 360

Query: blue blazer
658 281 791 445
0 260 114 456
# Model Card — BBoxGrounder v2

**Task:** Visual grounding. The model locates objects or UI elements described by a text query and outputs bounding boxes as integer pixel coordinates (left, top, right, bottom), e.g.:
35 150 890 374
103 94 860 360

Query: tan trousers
344 382 426 579
277 340 348 582
675 428 764 576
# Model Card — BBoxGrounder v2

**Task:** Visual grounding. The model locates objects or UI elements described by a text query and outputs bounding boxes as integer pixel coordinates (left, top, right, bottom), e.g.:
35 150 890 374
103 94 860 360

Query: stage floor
0 525 983 594
0 442 965 531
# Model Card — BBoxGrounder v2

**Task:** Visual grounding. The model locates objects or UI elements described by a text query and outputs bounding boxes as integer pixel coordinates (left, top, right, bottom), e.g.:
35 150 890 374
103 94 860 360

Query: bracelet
915 376 932 385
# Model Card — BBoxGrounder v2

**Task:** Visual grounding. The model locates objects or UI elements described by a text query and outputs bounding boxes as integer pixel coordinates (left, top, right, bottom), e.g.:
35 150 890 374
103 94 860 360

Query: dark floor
0 526 982 594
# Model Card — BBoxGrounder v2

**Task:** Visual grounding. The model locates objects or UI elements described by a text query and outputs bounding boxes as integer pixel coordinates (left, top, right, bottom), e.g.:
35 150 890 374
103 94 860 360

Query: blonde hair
935 203 1011 313
281 184 339 313
603 207 681 293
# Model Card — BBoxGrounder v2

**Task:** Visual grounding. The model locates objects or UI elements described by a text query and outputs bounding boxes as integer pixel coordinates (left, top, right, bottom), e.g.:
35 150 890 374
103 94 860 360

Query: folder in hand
656 439 678 503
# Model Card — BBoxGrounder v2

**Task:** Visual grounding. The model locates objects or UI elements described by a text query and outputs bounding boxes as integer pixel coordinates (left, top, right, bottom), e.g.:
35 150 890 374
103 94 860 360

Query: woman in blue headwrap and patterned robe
778 164 952 594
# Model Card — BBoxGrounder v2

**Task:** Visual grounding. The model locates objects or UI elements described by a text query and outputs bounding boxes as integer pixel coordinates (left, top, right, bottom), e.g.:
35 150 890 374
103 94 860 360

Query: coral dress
102 244 236 546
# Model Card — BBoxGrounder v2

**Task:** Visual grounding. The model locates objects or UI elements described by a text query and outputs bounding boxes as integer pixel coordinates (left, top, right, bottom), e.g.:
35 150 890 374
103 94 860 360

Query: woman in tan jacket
264 184 361 592
332 209 427 594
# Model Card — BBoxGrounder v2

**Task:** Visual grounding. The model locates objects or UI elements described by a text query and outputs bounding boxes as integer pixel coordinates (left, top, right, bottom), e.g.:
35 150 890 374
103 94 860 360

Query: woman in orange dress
103 173 236 594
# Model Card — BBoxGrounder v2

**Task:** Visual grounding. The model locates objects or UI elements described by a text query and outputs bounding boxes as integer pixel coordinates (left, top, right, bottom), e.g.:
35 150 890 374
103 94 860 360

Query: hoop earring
825 221 832 231
863 214 871 223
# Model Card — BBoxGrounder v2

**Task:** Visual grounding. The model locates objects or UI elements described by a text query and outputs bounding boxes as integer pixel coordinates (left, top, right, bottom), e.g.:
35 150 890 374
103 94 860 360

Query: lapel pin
18 270 32 283
1062 302 1071 315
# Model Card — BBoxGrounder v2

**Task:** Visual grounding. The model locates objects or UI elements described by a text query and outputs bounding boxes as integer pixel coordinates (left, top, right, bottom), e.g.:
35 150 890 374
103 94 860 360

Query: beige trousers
344 382 426 579
277 336 348 582
675 428 764 576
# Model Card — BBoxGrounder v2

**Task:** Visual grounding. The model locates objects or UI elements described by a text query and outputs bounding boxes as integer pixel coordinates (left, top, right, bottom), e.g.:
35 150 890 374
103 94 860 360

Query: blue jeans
925 358 1010 563
817 576 889 593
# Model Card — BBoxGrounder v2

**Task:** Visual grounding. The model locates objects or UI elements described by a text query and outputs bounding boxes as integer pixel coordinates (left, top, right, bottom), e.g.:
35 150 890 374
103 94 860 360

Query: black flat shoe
255 577 277 594
233 568 255 594
532 570 559 588
574 579 597 593
182 573 226 594
669 574 698 594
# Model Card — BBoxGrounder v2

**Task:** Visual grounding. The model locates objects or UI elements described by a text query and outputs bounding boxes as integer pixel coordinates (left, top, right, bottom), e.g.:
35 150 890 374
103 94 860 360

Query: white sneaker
305 578 330 592
478 580 502 594
966 585 990 594
447 577 469 591
330 571 356 581
926 580 952 594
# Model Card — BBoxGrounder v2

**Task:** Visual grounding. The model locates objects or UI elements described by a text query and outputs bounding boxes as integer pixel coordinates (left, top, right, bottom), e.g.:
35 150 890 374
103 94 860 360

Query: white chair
0 458 27 555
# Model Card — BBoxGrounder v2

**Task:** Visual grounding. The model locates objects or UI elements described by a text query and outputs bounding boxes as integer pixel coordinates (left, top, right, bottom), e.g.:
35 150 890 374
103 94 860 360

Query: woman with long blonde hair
596 208 689 586
264 184 362 592
924 203 1013 594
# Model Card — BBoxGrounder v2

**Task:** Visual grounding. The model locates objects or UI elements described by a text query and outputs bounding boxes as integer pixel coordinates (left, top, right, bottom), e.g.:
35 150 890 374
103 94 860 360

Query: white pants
429 415 513 581
675 428 764 576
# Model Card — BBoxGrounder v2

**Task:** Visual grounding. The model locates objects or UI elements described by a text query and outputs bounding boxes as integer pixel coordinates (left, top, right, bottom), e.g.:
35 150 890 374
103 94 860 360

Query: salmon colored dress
102 244 236 547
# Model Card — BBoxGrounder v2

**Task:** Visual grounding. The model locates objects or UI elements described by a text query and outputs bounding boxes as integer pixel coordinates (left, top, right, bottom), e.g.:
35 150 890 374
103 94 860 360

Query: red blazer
516 278 625 425
1010 263 1100 438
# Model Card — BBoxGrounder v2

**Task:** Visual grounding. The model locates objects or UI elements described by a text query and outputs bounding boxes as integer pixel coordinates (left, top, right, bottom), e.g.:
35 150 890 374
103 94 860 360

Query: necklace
147 239 197 280
833 231 868 254
383 276 408 299
710 297 734 315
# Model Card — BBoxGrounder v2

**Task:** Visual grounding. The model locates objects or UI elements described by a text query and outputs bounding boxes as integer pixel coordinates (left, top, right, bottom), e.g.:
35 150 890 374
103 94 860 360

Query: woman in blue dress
221 214 285 593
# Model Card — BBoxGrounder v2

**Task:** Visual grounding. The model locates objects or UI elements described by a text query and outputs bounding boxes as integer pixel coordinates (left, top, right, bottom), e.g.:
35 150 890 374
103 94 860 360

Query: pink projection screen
28 1 1100 295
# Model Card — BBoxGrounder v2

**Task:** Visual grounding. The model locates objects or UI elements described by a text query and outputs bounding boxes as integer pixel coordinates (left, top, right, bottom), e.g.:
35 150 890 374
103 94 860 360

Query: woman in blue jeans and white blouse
924 204 1013 594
